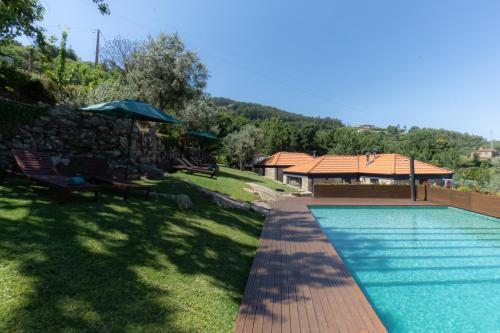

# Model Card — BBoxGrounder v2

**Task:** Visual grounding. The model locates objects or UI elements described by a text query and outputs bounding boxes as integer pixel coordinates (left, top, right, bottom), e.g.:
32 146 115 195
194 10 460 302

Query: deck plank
235 197 433 332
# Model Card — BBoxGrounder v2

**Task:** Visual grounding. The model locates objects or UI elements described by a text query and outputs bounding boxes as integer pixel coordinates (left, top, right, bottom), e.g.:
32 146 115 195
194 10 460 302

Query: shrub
0 64 55 104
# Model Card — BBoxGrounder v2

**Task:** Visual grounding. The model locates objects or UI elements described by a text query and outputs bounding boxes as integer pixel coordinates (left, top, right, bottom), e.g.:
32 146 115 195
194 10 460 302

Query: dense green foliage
213 97 343 130
223 125 263 170
0 177 263 332
0 0 45 46
128 33 208 112
0 62 56 104
0 0 108 48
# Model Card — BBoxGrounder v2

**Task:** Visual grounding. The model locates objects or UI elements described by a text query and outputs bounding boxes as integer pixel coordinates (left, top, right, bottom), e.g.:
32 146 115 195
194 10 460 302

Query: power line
48 16 375 118
44 24 97 31
115 13 375 117
142 15 375 117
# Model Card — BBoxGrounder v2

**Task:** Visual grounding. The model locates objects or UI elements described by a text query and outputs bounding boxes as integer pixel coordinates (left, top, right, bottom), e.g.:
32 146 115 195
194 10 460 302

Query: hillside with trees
213 97 344 130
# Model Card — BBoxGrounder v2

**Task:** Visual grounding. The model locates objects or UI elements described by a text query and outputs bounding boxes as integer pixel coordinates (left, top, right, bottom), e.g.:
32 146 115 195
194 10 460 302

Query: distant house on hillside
282 153 453 192
253 152 315 182
473 147 499 159
353 124 376 132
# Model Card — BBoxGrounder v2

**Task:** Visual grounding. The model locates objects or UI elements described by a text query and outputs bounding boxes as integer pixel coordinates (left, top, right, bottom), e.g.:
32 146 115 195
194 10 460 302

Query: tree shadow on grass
0 179 263 332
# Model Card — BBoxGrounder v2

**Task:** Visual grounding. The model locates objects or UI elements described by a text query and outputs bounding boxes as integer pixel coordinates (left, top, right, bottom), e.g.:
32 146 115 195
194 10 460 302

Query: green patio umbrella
186 130 218 141
80 99 182 180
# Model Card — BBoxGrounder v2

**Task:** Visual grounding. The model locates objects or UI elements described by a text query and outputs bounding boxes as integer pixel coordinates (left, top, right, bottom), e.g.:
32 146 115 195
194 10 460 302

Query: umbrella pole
124 119 135 181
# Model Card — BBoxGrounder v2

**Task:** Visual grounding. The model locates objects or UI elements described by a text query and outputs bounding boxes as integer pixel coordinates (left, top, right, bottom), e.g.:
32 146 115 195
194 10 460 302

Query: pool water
309 206 500 333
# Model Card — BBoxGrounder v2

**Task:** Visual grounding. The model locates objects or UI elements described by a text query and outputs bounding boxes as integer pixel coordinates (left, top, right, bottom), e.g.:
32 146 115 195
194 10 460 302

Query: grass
172 166 297 202
0 177 263 332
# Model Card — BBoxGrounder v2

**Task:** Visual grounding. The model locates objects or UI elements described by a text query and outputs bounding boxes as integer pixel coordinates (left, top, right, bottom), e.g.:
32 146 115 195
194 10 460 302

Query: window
288 176 302 188
276 169 284 182
370 178 379 184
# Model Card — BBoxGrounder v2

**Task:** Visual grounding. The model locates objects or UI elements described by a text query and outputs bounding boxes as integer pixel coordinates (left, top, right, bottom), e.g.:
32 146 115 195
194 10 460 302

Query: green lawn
172 166 297 202
0 177 263 332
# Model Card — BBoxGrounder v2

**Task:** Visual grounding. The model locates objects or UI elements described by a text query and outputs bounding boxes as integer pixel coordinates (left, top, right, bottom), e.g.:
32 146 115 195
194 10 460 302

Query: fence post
410 156 416 201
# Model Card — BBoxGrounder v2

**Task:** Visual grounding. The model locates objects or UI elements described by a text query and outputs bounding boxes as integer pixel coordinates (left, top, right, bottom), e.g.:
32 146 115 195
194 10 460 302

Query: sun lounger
174 157 216 178
81 158 150 200
12 150 99 202
185 157 219 171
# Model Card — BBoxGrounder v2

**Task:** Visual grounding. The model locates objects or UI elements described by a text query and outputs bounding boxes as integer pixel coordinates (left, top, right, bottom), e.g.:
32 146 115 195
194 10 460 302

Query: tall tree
0 0 109 47
0 0 44 46
223 125 263 170
101 36 137 74
260 117 291 154
181 95 219 133
92 0 110 15
128 33 208 112
55 30 68 89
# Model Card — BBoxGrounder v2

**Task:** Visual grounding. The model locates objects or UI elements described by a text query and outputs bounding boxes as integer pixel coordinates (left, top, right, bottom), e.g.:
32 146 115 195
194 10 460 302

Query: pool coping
234 197 440 332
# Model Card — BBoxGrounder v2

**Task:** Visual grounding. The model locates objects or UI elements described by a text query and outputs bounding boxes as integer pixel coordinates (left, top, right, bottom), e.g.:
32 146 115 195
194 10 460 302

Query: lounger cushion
66 176 86 186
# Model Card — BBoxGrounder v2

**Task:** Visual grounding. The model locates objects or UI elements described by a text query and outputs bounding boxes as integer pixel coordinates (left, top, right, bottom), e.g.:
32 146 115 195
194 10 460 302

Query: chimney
312 150 317 158
373 150 377 160
365 152 370 165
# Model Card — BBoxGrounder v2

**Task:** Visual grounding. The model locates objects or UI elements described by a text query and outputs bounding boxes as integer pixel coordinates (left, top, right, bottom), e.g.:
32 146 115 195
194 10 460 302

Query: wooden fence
312 184 499 218
418 185 500 218
313 184 411 198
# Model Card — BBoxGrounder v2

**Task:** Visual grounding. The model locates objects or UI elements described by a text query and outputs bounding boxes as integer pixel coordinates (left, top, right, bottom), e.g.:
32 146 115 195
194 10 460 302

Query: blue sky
37 0 500 139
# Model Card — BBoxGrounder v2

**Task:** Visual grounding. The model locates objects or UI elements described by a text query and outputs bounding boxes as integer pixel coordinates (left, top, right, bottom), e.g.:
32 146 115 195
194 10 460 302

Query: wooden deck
235 198 439 333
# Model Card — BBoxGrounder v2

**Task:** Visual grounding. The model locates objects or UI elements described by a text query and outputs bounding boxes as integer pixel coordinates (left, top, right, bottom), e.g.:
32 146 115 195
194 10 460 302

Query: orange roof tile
259 152 315 167
283 153 453 175
284 155 359 174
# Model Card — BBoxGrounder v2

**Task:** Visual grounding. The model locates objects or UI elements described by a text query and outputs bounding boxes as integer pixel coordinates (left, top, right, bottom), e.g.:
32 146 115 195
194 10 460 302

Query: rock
51 155 62 165
246 182 294 202
12 142 29 149
176 194 193 211
250 201 271 215
59 118 78 127
141 165 165 179
150 191 193 211
36 101 50 108
119 137 129 151
110 149 121 158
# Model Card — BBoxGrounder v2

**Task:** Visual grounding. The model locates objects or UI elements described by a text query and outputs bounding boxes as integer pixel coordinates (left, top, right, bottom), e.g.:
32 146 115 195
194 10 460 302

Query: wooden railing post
410 156 416 201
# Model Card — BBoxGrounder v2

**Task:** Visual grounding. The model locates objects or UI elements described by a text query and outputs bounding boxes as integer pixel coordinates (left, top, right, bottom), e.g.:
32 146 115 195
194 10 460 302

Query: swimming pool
309 206 500 333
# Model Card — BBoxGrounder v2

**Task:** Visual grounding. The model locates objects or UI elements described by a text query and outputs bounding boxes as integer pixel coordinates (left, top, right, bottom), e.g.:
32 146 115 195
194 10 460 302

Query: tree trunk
239 160 244 171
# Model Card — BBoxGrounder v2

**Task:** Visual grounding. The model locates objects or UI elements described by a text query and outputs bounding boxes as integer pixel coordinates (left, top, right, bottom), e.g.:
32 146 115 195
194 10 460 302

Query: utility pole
94 29 100 68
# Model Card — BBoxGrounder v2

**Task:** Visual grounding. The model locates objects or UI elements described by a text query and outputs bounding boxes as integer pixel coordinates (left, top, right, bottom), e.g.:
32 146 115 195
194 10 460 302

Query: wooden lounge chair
81 158 150 200
186 156 219 171
181 157 218 174
174 157 216 178
12 150 99 202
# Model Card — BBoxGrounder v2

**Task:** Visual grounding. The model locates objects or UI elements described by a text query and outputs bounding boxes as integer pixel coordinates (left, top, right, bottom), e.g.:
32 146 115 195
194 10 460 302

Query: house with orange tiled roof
253 152 315 182
473 147 499 159
282 153 453 191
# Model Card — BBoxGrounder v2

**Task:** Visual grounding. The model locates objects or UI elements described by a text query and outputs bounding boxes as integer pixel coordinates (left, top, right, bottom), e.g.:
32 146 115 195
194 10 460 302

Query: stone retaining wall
0 107 179 178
